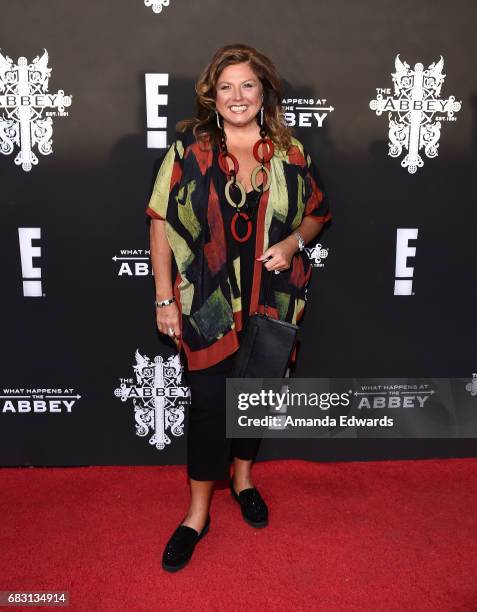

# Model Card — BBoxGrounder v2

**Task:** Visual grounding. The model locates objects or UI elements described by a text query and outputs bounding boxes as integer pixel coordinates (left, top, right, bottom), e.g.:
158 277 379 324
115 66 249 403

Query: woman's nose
231 87 244 101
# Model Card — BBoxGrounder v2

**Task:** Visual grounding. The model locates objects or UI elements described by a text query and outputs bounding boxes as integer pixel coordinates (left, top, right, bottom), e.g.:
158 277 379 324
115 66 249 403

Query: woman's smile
229 105 248 113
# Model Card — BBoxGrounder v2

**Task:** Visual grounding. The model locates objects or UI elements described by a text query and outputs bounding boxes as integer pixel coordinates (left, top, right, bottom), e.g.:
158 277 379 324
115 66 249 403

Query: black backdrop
1 0 476 466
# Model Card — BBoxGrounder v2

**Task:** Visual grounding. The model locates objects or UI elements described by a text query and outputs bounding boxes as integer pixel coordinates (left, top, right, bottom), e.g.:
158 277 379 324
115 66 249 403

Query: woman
146 43 331 572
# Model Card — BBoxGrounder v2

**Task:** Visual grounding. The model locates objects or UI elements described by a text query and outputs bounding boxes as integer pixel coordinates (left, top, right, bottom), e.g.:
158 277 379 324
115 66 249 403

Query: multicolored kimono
146 127 331 370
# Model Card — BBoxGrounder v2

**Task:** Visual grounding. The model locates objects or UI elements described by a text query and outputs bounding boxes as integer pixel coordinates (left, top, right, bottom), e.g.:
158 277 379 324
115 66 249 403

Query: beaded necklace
217 114 275 243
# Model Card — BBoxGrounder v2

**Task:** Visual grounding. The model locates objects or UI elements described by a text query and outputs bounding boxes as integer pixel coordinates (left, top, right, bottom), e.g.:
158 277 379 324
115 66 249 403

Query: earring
260 105 264 126
216 110 221 129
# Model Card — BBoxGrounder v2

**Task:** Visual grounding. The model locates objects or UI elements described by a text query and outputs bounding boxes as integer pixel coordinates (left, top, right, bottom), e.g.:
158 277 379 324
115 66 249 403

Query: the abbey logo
112 248 152 277
369 55 461 174
114 350 189 450
282 96 334 129
1 388 81 413
465 373 477 397
144 0 170 13
145 73 169 148
305 243 329 268
354 382 433 409
0 49 72 171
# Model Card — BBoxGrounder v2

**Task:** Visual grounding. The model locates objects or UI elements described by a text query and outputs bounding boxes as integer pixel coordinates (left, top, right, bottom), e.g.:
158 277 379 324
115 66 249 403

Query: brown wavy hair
176 43 293 153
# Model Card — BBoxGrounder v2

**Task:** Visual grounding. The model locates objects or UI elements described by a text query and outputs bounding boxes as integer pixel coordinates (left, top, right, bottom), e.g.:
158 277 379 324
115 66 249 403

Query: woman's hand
256 236 298 272
156 301 181 340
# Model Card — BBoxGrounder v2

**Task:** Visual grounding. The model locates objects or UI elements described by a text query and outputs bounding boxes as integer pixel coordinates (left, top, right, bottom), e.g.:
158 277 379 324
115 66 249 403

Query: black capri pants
182 187 262 480
182 346 262 482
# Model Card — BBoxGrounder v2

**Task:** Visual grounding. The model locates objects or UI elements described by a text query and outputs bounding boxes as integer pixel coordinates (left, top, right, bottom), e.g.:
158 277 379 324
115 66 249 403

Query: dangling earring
216 110 221 129
260 105 264 127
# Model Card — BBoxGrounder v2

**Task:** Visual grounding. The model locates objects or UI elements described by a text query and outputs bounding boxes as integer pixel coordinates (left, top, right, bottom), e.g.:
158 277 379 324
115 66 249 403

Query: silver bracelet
155 296 175 308
293 231 305 252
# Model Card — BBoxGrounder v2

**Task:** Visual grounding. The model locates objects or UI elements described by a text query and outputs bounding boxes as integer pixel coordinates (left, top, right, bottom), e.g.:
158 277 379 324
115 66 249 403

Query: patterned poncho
146 127 331 370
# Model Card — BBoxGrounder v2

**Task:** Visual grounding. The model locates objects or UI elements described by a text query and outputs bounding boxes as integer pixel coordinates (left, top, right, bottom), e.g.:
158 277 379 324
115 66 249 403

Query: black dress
183 188 262 481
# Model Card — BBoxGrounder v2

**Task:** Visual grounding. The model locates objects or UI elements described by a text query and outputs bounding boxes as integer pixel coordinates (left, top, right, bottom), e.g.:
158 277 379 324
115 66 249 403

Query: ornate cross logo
370 55 461 174
465 373 477 397
114 350 190 450
144 0 170 13
0 49 72 171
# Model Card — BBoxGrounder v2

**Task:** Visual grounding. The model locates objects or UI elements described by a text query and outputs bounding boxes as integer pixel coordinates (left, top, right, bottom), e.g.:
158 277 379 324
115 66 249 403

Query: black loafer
230 481 269 528
162 515 210 572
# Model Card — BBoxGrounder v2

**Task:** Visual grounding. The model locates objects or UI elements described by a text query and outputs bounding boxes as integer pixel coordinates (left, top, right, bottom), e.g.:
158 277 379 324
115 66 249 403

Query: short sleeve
145 133 184 221
301 146 331 224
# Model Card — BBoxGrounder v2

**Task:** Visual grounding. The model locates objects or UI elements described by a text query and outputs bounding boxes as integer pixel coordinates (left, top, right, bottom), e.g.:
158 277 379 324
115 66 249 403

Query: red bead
231 212 252 242
218 151 239 176
253 138 274 163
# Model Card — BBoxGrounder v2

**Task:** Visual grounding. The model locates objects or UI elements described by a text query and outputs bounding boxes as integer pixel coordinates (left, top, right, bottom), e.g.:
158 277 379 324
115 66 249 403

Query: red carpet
1 458 477 611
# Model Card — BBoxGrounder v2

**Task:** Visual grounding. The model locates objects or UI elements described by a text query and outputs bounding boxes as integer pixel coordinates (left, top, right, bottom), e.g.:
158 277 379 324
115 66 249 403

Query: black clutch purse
232 265 298 378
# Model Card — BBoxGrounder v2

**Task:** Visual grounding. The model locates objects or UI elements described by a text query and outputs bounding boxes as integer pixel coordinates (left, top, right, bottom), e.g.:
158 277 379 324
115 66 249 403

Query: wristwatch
155 296 175 308
293 231 305 252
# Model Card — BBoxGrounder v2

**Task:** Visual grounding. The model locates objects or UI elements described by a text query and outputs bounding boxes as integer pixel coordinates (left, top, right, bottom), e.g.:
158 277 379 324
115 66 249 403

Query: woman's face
215 62 263 129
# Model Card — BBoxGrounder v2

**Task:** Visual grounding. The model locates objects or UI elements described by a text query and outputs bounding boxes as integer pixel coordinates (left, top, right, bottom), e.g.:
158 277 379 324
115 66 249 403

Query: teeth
230 105 247 112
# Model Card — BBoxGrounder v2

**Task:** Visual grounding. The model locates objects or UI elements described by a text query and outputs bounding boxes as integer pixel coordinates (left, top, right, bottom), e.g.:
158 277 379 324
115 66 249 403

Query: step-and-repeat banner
1 0 476 466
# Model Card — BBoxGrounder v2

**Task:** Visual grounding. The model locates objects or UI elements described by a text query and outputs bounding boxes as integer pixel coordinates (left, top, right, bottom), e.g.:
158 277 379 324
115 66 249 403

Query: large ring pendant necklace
218 126 275 243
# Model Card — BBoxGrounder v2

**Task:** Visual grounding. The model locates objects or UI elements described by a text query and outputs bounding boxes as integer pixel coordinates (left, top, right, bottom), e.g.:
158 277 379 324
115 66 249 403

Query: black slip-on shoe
162 514 210 572
230 481 269 528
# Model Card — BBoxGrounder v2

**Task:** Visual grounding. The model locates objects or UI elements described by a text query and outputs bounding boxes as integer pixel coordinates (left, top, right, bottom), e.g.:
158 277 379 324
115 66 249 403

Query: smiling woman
146 43 331 572
216 64 263 125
